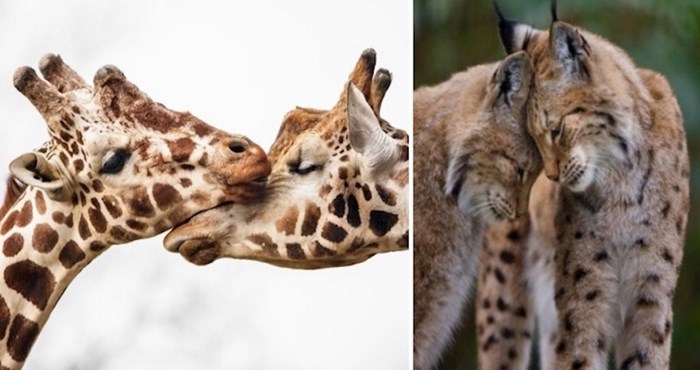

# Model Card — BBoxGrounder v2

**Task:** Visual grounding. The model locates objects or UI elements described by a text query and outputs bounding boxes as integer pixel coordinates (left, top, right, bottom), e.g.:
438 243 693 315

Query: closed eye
290 160 320 175
550 128 560 142
100 149 131 174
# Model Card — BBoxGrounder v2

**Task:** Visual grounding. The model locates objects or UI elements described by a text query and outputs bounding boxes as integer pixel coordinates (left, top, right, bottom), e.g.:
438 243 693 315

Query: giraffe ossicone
164 49 409 269
0 54 270 367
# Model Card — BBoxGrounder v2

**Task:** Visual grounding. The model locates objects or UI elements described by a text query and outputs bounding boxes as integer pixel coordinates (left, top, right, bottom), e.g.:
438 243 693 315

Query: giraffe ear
347 83 398 177
9 152 69 201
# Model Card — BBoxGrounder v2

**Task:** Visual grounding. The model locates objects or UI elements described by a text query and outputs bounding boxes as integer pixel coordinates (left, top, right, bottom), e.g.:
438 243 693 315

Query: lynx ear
550 22 591 79
493 51 532 109
494 2 537 54
9 152 69 201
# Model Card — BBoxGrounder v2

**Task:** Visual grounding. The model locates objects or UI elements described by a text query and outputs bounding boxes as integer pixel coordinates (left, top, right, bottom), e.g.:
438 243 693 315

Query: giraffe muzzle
178 238 220 265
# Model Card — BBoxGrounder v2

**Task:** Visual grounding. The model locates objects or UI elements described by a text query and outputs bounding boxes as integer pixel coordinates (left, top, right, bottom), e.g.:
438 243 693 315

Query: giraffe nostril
228 139 248 154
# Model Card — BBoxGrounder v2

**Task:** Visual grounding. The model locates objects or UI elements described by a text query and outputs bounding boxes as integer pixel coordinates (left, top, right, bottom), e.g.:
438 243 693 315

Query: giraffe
0 54 271 368
163 49 409 269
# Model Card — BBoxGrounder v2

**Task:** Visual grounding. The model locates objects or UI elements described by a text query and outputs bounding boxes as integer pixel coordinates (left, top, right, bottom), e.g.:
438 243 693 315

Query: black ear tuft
551 0 558 22
494 2 535 54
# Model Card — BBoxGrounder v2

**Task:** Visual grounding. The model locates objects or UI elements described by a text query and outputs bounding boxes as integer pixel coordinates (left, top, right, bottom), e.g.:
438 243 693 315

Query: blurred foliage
414 0 700 368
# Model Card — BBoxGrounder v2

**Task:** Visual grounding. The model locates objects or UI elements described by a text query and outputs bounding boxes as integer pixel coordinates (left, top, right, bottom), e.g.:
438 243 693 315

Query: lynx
413 52 542 370
480 6 690 370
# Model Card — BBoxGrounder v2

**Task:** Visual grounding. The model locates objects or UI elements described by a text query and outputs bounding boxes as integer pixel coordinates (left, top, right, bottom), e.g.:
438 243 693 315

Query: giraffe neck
0 187 105 367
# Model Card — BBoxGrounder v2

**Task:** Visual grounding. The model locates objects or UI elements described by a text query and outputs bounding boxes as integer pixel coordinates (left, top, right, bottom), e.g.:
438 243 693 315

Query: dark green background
414 0 700 368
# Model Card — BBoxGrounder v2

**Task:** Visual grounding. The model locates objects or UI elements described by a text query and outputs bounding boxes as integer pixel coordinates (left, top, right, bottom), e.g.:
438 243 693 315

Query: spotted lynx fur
413 52 542 370
477 7 690 370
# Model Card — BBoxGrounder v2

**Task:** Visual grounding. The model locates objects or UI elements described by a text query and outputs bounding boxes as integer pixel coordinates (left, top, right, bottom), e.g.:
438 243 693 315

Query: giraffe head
7 55 271 244
164 49 409 268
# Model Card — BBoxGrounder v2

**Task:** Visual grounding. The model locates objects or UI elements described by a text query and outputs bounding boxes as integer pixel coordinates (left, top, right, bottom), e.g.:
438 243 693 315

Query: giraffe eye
291 160 319 175
100 149 131 174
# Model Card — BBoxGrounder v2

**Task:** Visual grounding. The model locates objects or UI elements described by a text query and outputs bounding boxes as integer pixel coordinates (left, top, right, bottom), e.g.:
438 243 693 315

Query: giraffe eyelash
290 160 320 175
100 148 131 174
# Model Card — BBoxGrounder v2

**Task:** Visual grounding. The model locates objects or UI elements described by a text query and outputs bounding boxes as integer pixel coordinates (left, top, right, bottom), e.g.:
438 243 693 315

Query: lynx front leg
551 239 616 370
615 241 680 370
476 217 533 370
524 228 557 370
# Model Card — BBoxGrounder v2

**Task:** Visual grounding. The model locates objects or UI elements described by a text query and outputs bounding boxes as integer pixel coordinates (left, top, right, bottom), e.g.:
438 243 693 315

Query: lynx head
446 51 542 223
496 2 651 192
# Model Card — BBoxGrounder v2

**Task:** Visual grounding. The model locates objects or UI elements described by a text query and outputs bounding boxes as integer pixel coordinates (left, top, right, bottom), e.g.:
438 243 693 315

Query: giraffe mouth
177 238 220 265
165 200 234 255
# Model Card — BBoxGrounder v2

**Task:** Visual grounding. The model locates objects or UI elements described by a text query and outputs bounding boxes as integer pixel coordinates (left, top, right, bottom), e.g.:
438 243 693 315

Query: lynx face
445 51 542 223
499 17 652 193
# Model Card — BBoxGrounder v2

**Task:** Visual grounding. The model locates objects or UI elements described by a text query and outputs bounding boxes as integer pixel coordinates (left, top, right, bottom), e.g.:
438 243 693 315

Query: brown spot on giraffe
321 222 348 243
312 241 337 257
286 243 305 260
35 192 46 215
109 226 139 242
5 260 56 310
180 178 192 188
16 201 33 228
88 207 108 233
73 159 84 172
92 179 104 192
51 211 65 224
59 152 69 167
361 184 372 201
368 210 398 236
58 240 86 269
346 194 361 227
275 206 298 235
330 194 346 217
78 215 91 240
167 137 196 162
124 187 155 217
1 211 18 234
397 231 408 249
126 219 147 232
90 241 107 252
32 223 59 253
3 233 24 257
0 296 9 340
102 195 122 219
375 184 397 206
338 166 348 180
7 314 40 361
152 183 183 211
301 203 321 236
64 214 74 228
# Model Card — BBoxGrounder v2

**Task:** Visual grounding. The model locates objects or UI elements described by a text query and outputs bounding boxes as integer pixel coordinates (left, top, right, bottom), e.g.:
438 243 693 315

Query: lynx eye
291 160 319 175
100 149 131 174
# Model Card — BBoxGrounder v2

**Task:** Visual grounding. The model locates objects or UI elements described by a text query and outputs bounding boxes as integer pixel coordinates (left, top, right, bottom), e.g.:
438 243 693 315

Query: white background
0 1 411 369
